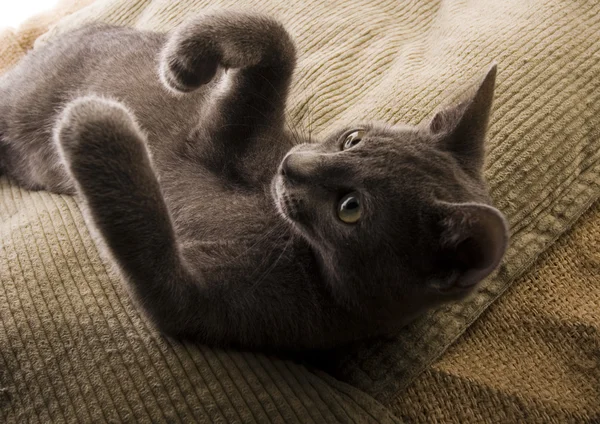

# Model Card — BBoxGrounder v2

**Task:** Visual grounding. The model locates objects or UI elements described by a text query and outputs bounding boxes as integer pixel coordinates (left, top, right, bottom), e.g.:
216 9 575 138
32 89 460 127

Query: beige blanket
1 0 599 422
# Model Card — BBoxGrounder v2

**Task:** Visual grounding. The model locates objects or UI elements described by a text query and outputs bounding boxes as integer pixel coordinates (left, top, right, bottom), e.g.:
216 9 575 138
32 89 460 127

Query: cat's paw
159 11 296 94
158 28 220 94
54 96 147 178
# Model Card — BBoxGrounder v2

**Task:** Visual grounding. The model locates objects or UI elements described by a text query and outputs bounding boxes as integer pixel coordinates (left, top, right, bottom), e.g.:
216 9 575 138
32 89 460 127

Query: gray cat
0 11 508 350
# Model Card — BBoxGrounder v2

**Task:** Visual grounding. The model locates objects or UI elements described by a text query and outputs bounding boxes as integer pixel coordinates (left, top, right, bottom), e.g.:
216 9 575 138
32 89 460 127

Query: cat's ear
436 201 508 289
429 64 497 174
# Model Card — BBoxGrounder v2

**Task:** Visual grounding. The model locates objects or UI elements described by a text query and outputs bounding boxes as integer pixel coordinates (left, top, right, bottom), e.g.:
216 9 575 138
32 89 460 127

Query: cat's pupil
345 199 359 209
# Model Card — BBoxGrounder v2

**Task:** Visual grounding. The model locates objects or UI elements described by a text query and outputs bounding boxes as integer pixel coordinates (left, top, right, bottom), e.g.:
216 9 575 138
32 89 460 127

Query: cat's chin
271 176 326 252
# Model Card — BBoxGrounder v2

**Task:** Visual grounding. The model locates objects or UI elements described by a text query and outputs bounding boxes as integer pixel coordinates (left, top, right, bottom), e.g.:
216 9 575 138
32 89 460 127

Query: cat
0 11 508 350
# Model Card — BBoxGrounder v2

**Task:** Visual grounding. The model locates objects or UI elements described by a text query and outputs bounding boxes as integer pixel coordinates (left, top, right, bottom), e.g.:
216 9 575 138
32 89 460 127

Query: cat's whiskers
221 219 290 269
211 96 302 148
288 76 318 145
233 223 293 297
212 122 272 131
211 120 297 148
243 231 295 297
254 73 306 147
300 79 318 145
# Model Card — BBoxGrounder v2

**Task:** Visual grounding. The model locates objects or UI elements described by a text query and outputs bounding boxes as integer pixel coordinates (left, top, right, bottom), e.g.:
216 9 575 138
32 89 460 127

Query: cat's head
272 65 508 326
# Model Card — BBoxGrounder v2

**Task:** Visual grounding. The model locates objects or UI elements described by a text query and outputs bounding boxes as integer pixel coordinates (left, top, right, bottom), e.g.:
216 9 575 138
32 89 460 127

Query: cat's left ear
429 64 497 174
436 201 508 289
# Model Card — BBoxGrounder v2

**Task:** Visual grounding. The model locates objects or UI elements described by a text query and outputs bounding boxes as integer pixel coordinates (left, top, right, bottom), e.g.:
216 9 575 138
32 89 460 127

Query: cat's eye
337 193 362 224
342 130 365 150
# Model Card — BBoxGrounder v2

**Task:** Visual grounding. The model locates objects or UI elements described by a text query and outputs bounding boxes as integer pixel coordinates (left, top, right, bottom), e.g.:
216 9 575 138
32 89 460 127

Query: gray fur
0 12 508 350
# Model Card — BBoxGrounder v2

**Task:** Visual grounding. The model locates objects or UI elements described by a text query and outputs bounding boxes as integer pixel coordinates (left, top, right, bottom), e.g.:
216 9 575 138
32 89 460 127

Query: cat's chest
168 179 309 277
165 172 281 243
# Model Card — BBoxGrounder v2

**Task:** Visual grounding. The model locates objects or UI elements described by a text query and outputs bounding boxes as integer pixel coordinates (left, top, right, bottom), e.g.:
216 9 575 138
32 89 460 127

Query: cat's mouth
272 175 301 223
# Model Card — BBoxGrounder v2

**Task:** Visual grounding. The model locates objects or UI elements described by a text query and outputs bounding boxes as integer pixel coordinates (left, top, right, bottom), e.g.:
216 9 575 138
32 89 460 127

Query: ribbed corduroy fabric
0 178 399 423
1 0 599 422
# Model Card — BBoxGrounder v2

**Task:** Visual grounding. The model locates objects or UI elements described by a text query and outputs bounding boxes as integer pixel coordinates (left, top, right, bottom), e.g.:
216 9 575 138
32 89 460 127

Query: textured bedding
1 0 599 422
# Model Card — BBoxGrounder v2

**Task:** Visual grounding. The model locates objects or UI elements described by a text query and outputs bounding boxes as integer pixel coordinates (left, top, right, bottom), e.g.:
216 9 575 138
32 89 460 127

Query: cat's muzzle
280 152 321 186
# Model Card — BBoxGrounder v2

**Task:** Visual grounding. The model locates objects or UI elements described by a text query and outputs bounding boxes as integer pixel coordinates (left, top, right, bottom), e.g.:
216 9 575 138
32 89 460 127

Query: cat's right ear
435 201 508 290
429 64 497 175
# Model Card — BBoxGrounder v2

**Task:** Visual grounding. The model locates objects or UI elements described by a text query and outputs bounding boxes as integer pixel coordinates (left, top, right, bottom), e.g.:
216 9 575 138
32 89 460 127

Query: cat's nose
281 152 321 185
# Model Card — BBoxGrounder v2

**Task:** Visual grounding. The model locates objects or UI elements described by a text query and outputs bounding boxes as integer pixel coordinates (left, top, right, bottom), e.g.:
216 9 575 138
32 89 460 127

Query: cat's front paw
158 28 220 94
159 12 296 94
54 96 147 181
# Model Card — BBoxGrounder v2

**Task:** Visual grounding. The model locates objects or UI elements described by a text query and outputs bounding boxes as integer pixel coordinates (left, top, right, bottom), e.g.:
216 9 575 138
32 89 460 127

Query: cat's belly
0 24 208 194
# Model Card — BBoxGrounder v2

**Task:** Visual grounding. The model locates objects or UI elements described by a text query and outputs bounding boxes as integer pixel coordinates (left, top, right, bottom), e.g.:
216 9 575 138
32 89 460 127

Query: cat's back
0 24 164 128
